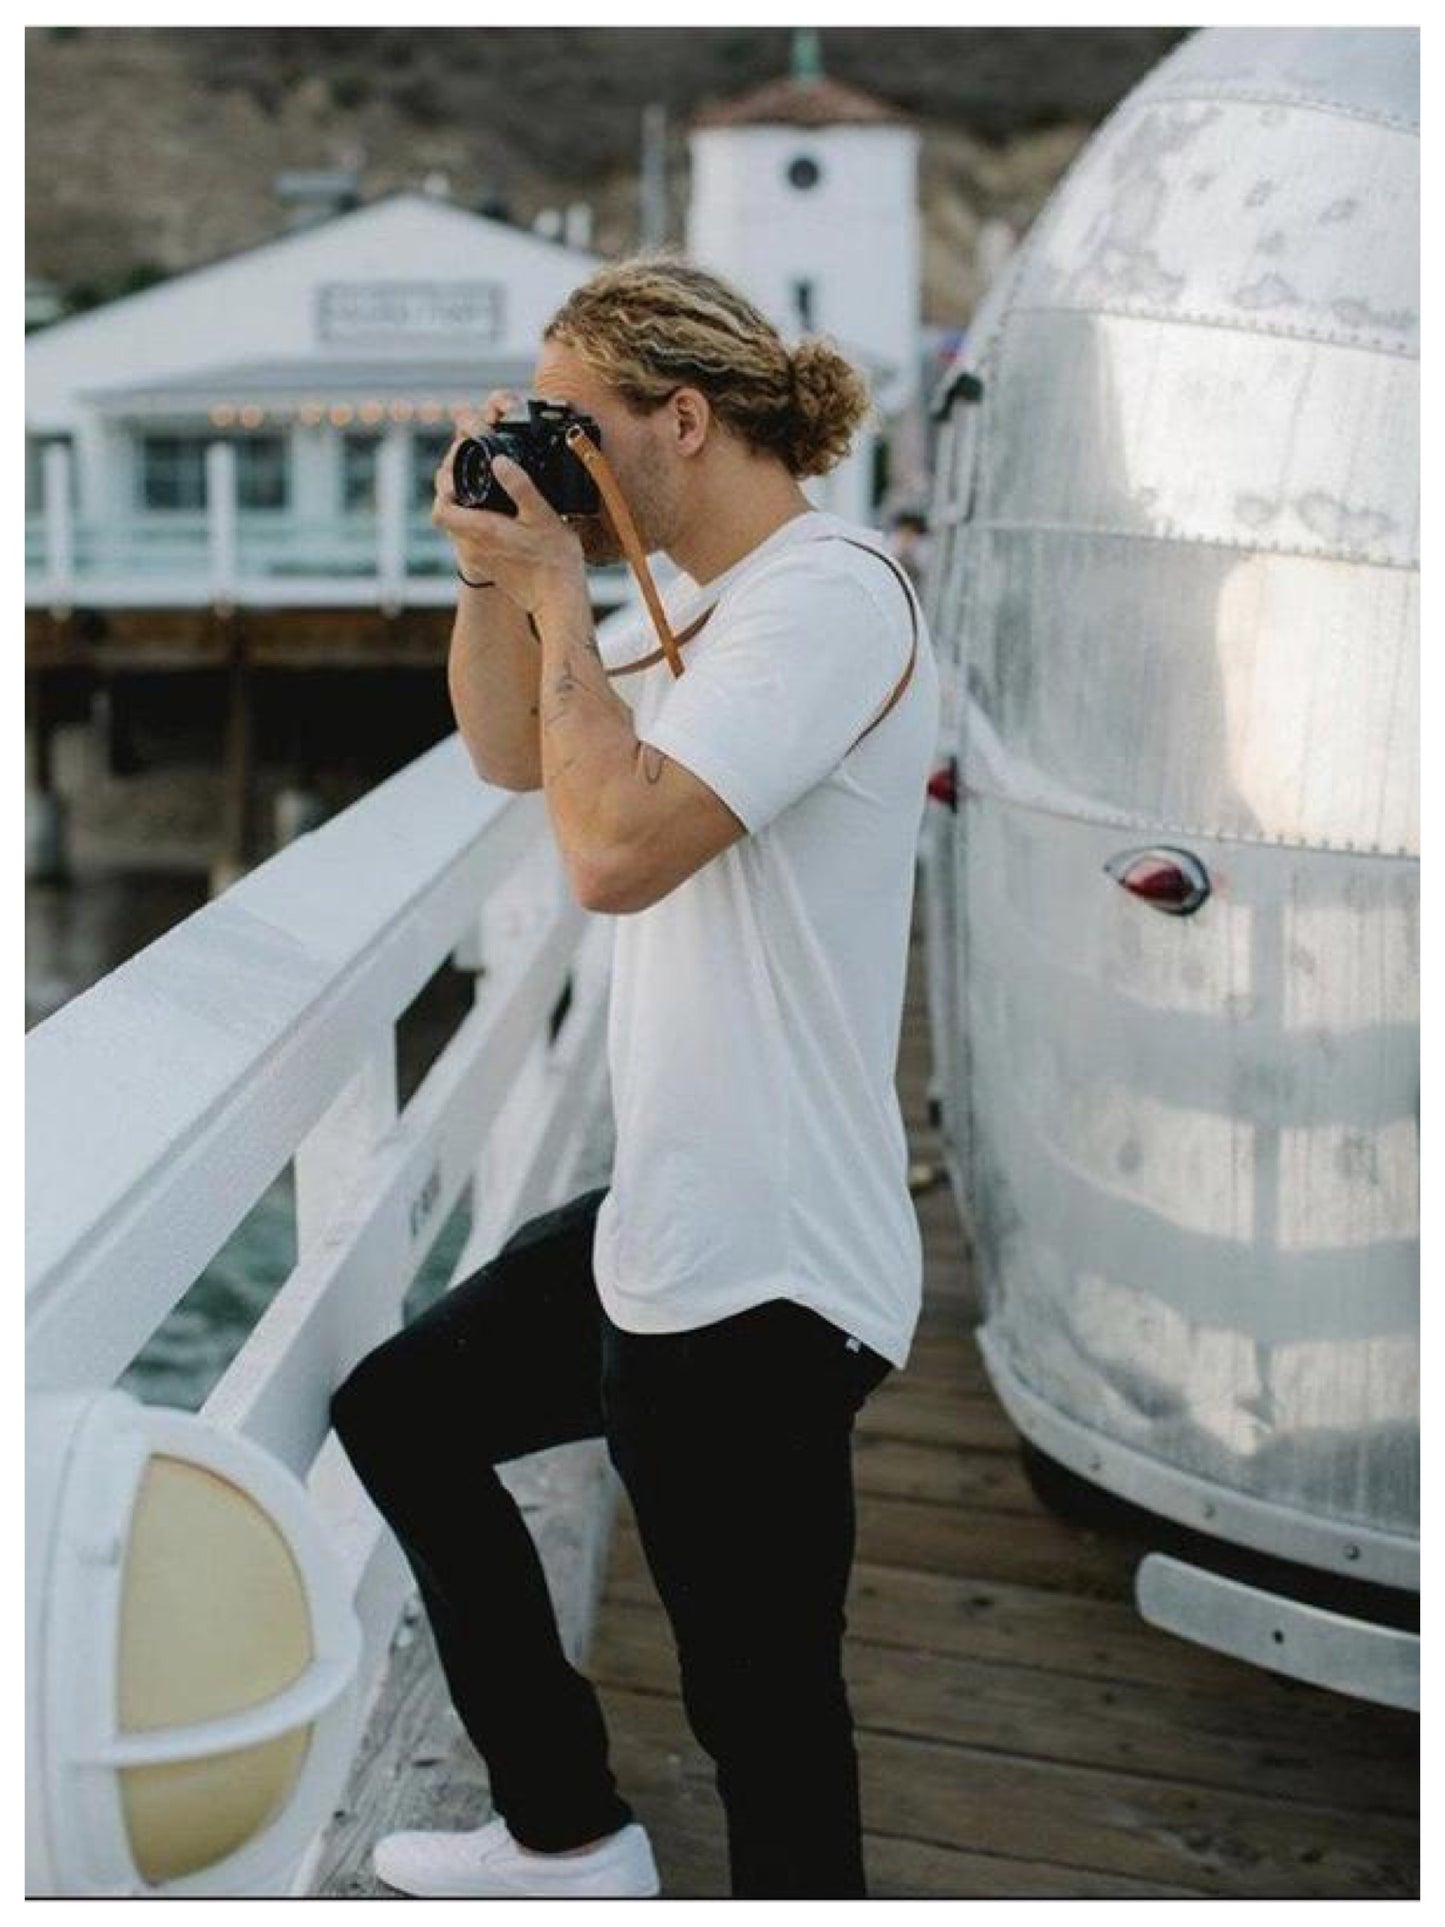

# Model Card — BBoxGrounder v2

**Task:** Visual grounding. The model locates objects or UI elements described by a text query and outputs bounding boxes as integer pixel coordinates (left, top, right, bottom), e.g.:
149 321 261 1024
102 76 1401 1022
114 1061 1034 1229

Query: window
792 278 817 330
137 432 289 511
237 435 289 511
140 435 207 511
341 434 380 512
340 430 452 514
786 154 822 190
411 431 453 510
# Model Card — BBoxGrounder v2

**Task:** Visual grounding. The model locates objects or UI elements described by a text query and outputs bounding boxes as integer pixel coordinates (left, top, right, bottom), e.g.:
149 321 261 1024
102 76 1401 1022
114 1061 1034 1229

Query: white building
27 48 925 608
25 192 604 609
687 39 922 524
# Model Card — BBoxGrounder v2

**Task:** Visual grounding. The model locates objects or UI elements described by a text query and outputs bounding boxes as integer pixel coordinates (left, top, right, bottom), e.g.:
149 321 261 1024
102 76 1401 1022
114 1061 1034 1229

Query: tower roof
692 70 910 132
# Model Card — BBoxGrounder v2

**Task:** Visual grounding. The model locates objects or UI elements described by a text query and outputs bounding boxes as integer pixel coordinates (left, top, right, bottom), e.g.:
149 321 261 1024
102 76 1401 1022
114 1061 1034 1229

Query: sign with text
316 281 505 345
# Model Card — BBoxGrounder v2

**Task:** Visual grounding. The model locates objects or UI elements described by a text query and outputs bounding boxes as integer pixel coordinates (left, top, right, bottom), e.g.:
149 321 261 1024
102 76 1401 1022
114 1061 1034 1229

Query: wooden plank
892 1330 994 1392
591 1596 1417 1817
597 1767 1206 1900
613 1487 1136 1610
856 1378 1020 1454
857 1489 1137 1595
859 1831 1205 1899
596 1684 1418 1899
309 1608 481 1897
606 1525 1388 1711
913 1297 981 1342
851 1432 1040 1512
846 1555 1379 1699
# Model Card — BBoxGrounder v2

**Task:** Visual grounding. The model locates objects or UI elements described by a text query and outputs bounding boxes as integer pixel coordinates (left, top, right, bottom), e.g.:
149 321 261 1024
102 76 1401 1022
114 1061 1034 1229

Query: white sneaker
372 1812 661 1898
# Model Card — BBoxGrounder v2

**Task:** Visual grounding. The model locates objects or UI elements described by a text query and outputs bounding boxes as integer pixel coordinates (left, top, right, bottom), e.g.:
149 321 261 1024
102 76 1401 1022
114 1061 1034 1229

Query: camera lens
452 434 517 516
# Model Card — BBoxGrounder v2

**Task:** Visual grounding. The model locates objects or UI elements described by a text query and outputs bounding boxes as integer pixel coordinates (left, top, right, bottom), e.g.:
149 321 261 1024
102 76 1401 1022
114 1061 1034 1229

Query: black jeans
329 1185 894 1898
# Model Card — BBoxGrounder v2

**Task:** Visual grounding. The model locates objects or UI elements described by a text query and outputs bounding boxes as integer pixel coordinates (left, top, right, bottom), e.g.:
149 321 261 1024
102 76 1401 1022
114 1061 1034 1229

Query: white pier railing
26 733 616 1891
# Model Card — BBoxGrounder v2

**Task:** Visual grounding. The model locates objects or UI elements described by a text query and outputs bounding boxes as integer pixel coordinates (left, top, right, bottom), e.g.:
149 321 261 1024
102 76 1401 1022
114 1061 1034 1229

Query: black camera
452 399 602 518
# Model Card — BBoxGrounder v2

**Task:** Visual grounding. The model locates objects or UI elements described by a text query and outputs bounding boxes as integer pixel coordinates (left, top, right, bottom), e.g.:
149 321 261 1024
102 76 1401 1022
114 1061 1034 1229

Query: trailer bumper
1136 1553 1419 1712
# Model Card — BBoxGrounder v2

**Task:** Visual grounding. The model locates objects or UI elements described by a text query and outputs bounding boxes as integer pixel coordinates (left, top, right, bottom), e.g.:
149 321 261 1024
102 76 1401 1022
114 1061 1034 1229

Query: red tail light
927 759 959 812
1104 847 1211 916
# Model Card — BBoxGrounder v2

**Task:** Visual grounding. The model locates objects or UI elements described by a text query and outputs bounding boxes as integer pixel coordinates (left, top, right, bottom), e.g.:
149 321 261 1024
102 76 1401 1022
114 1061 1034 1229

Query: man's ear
670 386 711 458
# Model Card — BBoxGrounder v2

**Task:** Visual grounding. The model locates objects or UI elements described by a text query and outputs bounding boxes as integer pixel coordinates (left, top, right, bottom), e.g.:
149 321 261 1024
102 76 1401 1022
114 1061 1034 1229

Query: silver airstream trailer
920 26 1418 1709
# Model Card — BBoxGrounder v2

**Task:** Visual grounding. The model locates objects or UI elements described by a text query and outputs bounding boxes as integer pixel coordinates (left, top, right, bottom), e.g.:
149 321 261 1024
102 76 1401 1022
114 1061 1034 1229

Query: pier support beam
274 786 328 847
275 670 327 848
26 676 69 884
26 787 69 885
211 626 253 897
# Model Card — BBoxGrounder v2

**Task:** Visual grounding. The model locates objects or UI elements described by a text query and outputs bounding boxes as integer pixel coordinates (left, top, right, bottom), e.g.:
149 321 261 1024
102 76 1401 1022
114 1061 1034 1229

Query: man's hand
431 395 587 617
432 389 513 536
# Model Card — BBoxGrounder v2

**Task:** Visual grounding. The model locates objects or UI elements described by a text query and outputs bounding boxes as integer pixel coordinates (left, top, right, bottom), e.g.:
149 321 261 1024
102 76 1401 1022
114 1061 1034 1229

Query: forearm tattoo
541 639 610 733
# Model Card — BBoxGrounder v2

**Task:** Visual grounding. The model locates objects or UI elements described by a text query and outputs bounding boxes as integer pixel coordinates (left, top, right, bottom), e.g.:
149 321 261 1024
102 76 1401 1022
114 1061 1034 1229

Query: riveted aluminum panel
961 528 1417 855
1141 25 1419 135
983 310 1418 569
962 802 1418 1539
1014 74 1418 358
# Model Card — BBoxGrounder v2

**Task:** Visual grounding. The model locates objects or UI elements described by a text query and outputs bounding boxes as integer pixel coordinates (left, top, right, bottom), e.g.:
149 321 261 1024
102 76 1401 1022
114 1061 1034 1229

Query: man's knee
328 1340 397 1469
330 1311 527 1484
328 1319 446 1466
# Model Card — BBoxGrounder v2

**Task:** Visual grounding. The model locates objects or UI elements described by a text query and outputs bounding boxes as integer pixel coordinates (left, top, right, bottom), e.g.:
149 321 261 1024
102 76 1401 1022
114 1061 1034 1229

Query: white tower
686 30 921 524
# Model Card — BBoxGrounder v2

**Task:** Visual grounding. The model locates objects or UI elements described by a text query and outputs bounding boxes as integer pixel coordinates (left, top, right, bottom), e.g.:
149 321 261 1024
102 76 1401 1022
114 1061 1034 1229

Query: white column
291 423 333 521
377 426 409 610
206 440 238 604
42 442 74 604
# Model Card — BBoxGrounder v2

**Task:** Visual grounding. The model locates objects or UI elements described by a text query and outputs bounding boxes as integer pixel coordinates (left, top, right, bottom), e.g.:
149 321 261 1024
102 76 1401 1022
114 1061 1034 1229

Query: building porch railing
25 439 631 611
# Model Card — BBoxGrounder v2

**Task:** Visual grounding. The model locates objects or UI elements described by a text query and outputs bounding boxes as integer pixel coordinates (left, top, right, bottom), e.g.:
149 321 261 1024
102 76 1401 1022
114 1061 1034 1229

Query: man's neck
664 464 817 587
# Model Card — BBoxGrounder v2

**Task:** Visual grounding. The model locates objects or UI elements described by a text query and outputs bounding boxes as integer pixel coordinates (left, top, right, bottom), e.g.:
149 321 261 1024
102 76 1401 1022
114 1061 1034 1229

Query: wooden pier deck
316 883 1419 1901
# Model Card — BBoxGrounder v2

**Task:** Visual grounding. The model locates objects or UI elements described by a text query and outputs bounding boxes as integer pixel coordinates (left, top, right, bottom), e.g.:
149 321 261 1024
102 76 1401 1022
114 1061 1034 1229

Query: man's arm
446 583 544 791
434 447 746 910
531 568 747 913
433 395 545 791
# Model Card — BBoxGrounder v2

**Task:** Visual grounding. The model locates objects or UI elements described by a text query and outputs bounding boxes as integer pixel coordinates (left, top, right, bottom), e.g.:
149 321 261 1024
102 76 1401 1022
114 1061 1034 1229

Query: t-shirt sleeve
636 553 913 836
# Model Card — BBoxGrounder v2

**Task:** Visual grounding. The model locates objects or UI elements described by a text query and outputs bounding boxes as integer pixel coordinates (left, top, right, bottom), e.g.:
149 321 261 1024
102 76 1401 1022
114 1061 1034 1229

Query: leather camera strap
564 425 919 754
565 424 686 678
834 539 921 753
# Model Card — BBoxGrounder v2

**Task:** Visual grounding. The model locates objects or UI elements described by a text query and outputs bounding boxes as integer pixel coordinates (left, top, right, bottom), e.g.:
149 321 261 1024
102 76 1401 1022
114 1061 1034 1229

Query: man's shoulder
729 518 904 602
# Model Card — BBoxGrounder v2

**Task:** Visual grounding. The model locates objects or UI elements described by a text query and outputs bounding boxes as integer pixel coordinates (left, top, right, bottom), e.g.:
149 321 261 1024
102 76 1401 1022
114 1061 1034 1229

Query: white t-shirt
590 508 941 1370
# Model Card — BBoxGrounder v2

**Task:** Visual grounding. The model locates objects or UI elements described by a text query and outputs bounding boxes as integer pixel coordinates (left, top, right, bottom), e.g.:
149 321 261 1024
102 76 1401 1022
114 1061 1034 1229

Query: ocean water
117 1169 476 1413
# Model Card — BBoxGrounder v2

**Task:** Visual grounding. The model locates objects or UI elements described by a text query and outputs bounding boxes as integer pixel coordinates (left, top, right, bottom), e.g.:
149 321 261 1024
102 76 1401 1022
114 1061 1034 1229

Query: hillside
25 25 1190 328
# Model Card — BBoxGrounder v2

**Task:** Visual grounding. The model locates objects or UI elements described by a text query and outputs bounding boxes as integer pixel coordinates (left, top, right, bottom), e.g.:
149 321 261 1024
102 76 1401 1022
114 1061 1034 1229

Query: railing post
206 440 238 605
42 441 73 607
295 1041 400 1261
457 858 569 1268
377 427 409 611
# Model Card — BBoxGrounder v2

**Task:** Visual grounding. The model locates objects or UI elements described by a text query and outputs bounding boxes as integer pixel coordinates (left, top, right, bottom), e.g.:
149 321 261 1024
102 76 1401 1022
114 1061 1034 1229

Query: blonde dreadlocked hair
543 254 873 479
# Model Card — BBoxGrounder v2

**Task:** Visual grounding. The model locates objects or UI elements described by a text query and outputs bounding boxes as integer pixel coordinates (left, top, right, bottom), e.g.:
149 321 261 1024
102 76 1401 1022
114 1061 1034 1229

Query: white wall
688 123 921 415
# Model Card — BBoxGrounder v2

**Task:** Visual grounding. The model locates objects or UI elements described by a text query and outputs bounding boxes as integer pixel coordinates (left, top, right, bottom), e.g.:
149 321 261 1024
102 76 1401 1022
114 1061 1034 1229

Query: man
330 255 941 1899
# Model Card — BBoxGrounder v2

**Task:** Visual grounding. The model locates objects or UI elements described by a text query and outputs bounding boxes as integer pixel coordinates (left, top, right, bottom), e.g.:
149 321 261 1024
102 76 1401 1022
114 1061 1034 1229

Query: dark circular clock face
786 154 822 190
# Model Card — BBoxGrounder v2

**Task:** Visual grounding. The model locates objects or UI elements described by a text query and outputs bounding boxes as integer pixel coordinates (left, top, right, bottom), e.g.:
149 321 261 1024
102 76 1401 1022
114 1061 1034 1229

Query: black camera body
452 399 602 518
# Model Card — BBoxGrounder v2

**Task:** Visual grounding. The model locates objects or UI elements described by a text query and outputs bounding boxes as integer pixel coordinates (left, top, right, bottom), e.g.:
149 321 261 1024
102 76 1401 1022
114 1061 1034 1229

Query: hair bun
784 338 873 478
